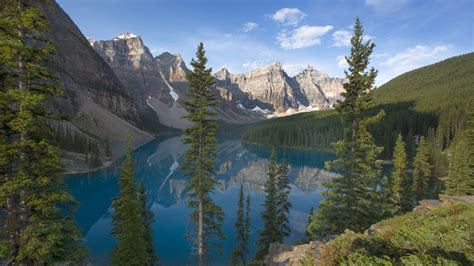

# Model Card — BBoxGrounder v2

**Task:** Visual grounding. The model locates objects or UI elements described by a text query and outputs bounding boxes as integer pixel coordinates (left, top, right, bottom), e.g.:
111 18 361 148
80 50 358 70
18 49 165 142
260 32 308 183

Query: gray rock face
41 3 141 124
39 1 152 153
295 66 345 109
92 34 178 131
215 63 345 114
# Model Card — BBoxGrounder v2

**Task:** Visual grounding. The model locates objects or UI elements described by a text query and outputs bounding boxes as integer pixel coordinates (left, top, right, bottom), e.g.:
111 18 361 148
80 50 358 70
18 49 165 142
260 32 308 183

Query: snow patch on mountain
159 70 179 101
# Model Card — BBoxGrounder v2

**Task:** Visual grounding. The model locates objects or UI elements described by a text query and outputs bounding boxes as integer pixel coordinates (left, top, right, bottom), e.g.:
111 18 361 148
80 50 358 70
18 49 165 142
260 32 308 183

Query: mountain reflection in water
66 134 337 265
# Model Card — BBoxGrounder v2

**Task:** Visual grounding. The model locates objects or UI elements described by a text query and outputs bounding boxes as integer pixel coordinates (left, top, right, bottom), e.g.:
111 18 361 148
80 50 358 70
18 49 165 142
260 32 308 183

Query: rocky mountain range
89 33 345 129
37 1 344 171
39 1 153 160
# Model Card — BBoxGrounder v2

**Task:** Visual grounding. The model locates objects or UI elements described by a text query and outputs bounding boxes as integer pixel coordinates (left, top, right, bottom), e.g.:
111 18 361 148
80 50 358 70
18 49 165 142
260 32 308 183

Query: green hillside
305 200 474 265
242 53 474 159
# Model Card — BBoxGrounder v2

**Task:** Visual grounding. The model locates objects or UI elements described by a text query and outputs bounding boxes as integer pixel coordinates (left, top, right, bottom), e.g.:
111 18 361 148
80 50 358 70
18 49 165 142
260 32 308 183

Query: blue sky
57 0 473 85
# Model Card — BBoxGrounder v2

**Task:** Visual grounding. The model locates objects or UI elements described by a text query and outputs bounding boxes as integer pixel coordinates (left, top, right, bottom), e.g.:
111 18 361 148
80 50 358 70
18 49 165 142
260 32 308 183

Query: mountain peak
215 67 231 80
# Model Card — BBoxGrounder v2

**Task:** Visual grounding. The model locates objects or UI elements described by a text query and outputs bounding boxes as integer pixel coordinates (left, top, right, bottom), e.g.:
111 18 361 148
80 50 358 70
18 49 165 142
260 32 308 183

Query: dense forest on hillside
242 53 474 160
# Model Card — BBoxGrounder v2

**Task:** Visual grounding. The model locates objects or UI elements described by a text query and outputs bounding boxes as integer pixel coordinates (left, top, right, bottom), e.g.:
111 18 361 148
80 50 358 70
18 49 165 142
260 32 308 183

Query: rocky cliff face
39 1 152 169
91 31 344 128
91 34 185 130
295 66 345 109
214 63 345 115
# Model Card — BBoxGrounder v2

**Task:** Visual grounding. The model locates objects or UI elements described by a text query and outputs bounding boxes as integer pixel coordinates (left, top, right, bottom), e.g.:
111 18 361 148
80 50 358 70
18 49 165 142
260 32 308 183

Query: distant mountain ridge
90 33 345 128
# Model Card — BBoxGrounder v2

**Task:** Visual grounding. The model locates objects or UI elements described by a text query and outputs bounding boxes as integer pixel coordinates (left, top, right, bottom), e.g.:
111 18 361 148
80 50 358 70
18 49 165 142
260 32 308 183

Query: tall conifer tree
276 161 291 241
0 1 85 263
391 134 412 212
308 18 385 238
231 184 250 265
445 132 473 195
412 137 432 201
182 42 224 265
139 182 157 264
111 142 153 265
256 148 279 260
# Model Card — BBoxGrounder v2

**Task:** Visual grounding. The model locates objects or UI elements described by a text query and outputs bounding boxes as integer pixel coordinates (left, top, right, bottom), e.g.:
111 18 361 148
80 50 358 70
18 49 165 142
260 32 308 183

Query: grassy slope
242 52 474 151
309 201 473 265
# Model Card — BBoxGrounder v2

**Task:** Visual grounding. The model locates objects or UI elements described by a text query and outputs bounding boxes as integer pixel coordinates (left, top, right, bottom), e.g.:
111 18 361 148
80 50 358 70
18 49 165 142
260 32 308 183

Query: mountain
38 1 152 165
295 66 345 109
242 53 474 157
91 33 189 130
91 33 345 128
214 63 345 115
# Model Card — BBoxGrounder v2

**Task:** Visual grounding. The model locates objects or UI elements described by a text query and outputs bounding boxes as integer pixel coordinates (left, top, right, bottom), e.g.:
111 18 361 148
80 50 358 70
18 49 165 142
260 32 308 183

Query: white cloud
282 64 307 77
381 45 450 72
337 55 348 69
271 8 307 26
277 25 333 49
243 22 259 32
332 29 375 47
332 30 352 47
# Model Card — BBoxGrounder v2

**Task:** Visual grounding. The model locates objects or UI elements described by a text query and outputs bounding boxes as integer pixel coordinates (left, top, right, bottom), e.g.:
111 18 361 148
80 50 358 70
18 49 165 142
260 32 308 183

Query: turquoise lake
66 134 337 265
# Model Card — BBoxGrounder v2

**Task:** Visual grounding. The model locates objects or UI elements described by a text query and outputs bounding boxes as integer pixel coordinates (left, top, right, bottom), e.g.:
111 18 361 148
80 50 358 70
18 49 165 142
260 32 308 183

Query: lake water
66 134 337 265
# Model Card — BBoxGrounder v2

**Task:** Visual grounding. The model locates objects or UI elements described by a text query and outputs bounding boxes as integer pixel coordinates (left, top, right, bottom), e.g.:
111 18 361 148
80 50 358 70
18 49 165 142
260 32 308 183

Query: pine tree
412 137 432 201
0 1 85 263
244 194 250 256
276 161 291 241
445 132 473 195
308 18 385 238
391 134 412 212
139 182 157 264
181 42 224 266
231 184 250 265
466 109 474 189
256 148 279 260
111 142 152 265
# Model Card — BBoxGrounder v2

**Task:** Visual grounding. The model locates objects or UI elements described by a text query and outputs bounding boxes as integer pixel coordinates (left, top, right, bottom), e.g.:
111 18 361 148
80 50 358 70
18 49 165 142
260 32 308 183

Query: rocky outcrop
92 34 183 130
265 241 323 266
295 66 345 109
214 63 345 115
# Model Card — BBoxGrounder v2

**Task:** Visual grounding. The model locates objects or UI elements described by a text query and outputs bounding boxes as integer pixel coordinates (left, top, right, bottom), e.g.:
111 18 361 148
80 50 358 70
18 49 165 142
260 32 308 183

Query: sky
57 0 473 85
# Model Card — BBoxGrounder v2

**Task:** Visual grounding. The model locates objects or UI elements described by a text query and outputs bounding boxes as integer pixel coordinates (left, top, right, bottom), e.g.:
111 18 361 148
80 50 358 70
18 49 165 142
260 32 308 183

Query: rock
439 194 474 204
92 34 183 130
418 199 443 210
214 63 344 115
265 241 323 266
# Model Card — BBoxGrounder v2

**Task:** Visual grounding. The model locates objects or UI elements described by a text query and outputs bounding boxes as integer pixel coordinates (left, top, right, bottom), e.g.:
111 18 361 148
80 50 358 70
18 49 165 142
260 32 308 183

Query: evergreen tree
139 182 157 264
276 161 291 241
0 1 85 263
244 194 250 255
445 132 473 195
391 134 412 213
466 109 474 189
181 42 224 266
412 137 432 201
256 148 279 260
111 142 152 265
308 18 385 238
231 184 250 265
